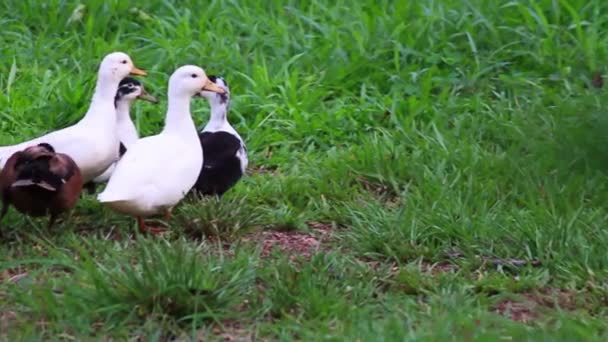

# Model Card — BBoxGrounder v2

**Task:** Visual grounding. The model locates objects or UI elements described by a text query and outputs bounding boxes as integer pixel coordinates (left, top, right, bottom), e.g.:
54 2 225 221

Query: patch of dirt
1 267 28 283
75 225 126 241
421 262 460 274
530 289 578 311
210 320 255 342
492 289 578 323
363 259 459 277
357 177 401 206
0 310 18 334
175 319 255 342
493 298 537 322
247 164 278 176
362 260 399 276
307 221 333 238
358 177 391 195
242 221 333 259
258 231 319 259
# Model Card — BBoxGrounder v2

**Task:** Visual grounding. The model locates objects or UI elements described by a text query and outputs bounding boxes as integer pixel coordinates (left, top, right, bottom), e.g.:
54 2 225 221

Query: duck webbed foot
137 216 167 235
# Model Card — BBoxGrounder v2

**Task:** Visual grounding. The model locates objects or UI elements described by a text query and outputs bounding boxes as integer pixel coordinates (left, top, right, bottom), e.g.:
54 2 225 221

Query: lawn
1 0 608 340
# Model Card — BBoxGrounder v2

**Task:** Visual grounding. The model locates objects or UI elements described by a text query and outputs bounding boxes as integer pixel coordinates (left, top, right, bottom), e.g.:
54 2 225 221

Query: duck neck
163 93 196 136
114 99 139 147
206 100 229 129
82 74 120 128
115 99 132 124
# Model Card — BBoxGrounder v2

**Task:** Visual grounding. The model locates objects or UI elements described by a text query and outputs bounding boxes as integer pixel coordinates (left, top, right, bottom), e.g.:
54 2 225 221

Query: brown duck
0 143 83 227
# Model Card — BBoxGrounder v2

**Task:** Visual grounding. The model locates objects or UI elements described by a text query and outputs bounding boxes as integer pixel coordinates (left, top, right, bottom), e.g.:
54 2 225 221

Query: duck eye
121 60 127 64
191 74 198 78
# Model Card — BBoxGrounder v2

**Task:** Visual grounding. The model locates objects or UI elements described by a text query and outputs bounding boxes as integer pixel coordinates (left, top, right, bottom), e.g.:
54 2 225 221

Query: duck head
26 143 55 155
168 65 225 98
114 77 159 107
12 143 62 191
98 52 147 82
199 75 230 106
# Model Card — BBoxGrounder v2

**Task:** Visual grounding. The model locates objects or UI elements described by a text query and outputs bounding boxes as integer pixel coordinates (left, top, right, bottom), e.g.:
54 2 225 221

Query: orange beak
202 79 225 94
130 66 147 76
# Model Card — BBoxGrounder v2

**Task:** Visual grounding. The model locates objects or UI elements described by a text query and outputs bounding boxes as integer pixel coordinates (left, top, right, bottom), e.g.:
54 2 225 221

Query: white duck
0 52 147 183
85 77 158 193
97 65 225 234
192 75 248 197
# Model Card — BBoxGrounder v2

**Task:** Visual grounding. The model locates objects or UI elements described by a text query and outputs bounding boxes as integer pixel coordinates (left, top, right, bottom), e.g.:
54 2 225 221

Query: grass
1 0 608 339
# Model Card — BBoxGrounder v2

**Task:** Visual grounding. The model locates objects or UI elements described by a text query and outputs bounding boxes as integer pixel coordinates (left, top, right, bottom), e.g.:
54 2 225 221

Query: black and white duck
192 76 248 197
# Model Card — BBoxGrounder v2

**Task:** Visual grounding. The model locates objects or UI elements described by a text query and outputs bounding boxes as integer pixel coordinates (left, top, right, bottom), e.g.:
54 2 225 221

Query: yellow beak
130 66 147 76
202 79 225 94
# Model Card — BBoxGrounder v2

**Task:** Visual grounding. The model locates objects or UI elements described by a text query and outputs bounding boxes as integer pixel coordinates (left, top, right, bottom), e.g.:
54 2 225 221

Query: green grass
2 0 608 339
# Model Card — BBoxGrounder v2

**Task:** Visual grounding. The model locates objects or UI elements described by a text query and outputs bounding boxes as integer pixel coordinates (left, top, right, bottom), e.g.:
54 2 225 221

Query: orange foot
137 217 167 235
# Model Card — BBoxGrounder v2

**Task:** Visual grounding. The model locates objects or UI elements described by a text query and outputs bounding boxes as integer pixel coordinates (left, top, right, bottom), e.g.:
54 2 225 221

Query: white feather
92 97 140 183
97 133 202 215
0 52 139 183
98 65 211 217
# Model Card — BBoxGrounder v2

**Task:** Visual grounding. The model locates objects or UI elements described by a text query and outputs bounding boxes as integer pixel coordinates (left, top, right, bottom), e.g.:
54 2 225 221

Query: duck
84 77 159 194
0 142 83 228
0 52 147 183
97 65 225 234
192 76 248 197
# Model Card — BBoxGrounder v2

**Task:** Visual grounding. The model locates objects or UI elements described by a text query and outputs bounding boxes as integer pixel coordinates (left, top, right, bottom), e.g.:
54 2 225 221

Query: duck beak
137 89 159 103
130 66 147 76
202 79 225 94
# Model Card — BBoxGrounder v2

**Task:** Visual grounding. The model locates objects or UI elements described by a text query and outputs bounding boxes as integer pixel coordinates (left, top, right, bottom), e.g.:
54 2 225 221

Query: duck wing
200 131 242 169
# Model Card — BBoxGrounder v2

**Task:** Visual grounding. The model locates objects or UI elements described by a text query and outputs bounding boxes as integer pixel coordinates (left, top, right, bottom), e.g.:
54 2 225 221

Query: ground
1 0 608 340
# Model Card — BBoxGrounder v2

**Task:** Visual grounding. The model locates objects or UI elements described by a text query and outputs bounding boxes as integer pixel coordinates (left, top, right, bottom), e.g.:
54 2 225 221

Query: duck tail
96 192 110 202
98 187 143 204
97 191 122 203
97 194 129 204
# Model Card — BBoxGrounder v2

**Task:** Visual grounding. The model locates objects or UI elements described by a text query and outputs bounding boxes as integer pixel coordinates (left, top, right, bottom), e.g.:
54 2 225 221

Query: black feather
14 155 64 192
206 75 229 103
37 143 55 153
193 131 243 196
119 142 127 157
114 77 141 106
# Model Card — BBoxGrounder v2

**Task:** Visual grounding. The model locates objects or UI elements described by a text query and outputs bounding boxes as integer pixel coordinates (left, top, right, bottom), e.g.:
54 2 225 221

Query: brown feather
0 144 84 226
